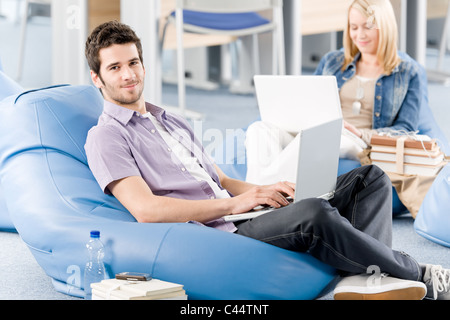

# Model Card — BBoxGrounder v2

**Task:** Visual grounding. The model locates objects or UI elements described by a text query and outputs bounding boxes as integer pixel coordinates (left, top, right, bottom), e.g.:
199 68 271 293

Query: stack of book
370 134 447 176
91 278 187 300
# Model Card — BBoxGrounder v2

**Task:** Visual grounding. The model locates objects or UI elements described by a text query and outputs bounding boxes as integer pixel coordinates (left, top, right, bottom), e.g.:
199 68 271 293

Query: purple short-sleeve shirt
85 100 236 232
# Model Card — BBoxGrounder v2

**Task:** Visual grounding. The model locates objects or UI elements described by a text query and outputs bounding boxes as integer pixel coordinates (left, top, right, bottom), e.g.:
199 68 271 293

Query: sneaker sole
334 287 426 300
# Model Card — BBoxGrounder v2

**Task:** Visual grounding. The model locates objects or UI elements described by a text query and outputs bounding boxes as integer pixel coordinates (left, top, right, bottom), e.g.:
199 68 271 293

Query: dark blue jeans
236 165 422 281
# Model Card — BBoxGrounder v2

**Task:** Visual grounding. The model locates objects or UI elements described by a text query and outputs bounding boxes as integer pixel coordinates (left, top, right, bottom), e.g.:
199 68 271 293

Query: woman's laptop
254 75 342 133
224 117 342 222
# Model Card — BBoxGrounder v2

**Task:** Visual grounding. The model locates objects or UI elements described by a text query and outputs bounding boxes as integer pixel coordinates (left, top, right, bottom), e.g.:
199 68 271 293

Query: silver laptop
254 75 342 133
224 117 343 222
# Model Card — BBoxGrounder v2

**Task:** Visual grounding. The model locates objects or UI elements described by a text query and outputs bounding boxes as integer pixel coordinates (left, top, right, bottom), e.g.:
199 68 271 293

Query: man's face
91 43 145 110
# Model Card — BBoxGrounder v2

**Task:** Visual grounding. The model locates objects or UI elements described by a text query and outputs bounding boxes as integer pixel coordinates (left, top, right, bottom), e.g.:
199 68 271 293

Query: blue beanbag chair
0 84 336 299
0 63 23 232
414 164 450 247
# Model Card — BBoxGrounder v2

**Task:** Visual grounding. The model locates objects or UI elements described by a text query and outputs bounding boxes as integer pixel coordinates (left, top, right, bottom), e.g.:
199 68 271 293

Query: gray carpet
0 232 78 300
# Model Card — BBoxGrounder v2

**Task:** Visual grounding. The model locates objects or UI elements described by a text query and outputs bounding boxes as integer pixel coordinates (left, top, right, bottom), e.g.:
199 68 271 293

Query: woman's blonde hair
343 0 401 74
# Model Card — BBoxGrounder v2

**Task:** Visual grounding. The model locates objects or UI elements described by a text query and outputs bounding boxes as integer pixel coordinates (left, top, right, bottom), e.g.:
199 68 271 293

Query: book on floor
90 278 187 300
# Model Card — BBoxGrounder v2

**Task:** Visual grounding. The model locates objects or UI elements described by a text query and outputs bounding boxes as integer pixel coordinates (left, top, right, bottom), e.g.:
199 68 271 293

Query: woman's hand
344 120 362 138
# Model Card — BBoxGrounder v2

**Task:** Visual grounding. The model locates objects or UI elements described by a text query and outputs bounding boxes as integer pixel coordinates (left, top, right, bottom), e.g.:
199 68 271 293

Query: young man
84 21 449 300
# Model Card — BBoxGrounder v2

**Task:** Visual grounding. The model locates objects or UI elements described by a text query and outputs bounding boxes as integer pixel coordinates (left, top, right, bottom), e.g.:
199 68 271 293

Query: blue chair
412 63 450 246
415 164 450 247
162 0 285 117
0 60 23 232
0 84 336 299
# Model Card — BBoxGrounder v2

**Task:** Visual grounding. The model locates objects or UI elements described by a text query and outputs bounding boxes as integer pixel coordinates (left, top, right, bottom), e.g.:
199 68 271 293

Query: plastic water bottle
84 230 107 300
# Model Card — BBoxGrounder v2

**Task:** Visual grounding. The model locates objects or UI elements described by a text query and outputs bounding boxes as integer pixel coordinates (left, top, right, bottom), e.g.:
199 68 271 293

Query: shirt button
376 82 381 86
375 112 381 117
151 129 156 133
167 147 172 152
210 196 216 200
376 96 381 100
181 168 186 172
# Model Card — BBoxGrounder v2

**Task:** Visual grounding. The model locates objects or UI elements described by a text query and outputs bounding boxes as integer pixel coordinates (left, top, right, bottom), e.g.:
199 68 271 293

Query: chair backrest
177 0 282 13
0 85 133 227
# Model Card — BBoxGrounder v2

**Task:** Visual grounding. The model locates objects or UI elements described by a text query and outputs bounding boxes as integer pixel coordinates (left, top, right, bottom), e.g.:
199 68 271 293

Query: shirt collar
103 100 167 125
342 52 360 72
344 52 401 74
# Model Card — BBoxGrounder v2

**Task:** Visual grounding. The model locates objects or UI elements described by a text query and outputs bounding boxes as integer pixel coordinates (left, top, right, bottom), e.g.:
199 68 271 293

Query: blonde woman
245 0 425 185
314 0 424 145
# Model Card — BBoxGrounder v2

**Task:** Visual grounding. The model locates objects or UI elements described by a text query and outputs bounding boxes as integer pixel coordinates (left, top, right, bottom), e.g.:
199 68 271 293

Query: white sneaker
423 264 450 300
334 273 427 300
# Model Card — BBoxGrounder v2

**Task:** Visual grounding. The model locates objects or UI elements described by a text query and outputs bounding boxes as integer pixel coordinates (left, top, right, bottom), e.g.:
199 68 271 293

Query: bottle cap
90 230 100 238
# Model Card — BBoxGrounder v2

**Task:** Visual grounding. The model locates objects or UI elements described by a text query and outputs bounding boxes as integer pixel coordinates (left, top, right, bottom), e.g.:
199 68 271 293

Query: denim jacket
314 49 425 133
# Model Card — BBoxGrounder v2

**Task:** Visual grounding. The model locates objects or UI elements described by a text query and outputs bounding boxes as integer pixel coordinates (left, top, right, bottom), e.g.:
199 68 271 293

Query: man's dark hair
85 20 143 77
